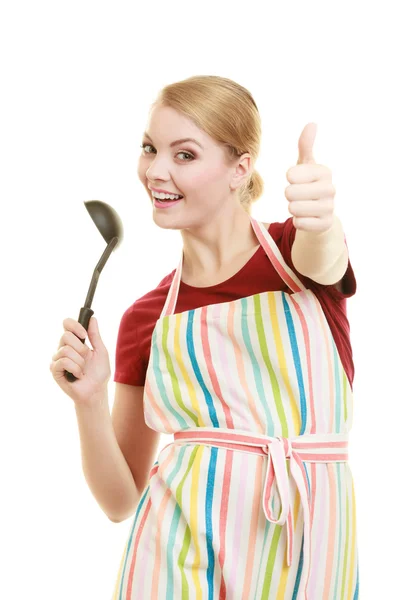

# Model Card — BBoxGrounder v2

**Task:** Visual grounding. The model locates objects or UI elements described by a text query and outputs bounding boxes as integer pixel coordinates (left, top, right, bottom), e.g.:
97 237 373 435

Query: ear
230 153 253 191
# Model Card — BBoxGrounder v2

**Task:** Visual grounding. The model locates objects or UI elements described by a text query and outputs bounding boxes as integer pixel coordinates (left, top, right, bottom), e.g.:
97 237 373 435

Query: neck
180 206 259 280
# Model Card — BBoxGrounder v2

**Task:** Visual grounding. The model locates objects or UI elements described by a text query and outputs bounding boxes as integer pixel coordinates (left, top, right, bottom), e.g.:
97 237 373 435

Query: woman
51 75 359 598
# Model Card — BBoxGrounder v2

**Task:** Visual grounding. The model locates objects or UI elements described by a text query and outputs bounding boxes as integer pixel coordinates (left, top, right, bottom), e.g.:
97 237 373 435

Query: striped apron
112 217 359 599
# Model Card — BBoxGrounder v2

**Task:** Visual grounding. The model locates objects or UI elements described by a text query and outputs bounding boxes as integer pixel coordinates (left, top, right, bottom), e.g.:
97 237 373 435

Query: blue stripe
117 486 150 599
353 558 359 598
205 447 217 598
333 462 343 598
166 447 187 598
241 296 275 432
292 533 304 599
282 292 308 434
187 309 219 427
331 336 342 432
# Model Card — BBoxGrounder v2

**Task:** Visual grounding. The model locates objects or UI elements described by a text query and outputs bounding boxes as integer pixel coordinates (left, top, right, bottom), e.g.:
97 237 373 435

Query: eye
140 143 194 161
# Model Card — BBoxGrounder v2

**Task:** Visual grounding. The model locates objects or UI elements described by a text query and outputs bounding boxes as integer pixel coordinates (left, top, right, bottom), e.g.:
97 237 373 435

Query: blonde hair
152 75 264 214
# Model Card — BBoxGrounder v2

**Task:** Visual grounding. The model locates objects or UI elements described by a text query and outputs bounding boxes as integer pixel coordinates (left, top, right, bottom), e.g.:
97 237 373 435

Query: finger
285 181 335 202
286 164 331 184
293 215 333 233
62 318 88 340
297 122 317 165
58 330 90 355
52 344 86 371
288 198 335 218
53 355 84 379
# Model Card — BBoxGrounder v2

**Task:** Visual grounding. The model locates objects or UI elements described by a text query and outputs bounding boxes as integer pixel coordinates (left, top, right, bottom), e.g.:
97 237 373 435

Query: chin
152 216 182 231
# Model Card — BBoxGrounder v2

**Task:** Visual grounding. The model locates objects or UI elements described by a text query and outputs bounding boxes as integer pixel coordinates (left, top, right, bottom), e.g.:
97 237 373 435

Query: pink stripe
149 464 158 478
174 443 348 460
287 509 294 563
164 260 181 316
307 290 337 433
212 302 254 432
230 451 248 592
176 430 271 444
308 293 329 431
174 431 348 455
145 377 175 433
322 463 337 598
137 477 163 594
126 497 152 596
226 300 265 433
293 452 309 489
242 457 264 596
217 448 233 599
299 452 348 461
309 463 317 533
151 488 172 599
292 441 348 449
151 448 176 599
200 305 234 427
290 295 318 433
307 463 327 595
263 465 275 517
251 220 304 293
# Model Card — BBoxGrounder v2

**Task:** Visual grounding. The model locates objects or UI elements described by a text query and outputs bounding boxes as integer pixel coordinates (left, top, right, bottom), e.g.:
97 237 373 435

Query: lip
153 197 183 209
149 186 183 196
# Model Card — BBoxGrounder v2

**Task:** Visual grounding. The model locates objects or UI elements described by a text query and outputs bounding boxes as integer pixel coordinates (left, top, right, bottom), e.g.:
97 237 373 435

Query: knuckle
58 346 67 359
60 332 68 346
62 331 72 344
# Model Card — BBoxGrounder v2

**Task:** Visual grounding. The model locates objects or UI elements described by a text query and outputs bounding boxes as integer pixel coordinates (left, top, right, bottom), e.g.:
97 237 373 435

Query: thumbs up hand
285 123 336 235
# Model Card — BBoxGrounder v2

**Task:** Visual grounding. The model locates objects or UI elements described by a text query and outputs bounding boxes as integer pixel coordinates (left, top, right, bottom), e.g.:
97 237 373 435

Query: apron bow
261 435 311 567
261 436 311 567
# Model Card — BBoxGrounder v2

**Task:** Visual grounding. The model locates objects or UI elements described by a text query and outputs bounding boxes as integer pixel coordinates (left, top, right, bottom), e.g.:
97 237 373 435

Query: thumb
87 316 106 351
297 122 317 165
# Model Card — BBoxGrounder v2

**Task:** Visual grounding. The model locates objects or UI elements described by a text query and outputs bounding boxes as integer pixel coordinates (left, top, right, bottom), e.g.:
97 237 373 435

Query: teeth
152 191 182 200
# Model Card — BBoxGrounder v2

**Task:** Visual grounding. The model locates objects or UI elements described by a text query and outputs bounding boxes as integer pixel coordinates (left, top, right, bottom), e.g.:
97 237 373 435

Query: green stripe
254 294 289 436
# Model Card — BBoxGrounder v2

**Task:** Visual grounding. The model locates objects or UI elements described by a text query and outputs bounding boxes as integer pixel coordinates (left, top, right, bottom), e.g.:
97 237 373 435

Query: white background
1 0 398 598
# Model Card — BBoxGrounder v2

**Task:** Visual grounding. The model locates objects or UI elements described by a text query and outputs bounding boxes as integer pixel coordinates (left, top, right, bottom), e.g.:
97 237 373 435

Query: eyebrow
143 132 204 150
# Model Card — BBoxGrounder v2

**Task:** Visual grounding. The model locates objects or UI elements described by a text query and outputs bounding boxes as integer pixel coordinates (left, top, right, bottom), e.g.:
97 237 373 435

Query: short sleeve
114 306 147 386
283 216 357 302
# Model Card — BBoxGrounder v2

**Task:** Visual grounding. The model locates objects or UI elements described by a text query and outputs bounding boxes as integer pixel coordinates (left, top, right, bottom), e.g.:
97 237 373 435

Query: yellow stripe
111 537 129 599
268 293 301 434
174 313 206 427
190 445 204 595
346 471 357 598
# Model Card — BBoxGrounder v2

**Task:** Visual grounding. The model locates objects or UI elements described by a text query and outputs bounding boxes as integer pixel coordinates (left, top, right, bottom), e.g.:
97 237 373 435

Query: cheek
188 163 226 188
137 161 152 194
137 159 146 183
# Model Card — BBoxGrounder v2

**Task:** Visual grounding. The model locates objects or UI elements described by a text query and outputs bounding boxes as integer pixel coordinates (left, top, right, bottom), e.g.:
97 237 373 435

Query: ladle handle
64 306 94 382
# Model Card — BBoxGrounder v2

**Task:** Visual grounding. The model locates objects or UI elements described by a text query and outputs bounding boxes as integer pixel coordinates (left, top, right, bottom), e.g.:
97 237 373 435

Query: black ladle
64 200 123 383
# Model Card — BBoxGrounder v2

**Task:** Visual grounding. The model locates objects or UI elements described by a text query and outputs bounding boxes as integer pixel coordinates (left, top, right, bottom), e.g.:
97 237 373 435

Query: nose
145 154 171 183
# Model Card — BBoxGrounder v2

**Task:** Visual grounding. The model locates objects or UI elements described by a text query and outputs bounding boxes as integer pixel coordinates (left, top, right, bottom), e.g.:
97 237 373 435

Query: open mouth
154 195 183 203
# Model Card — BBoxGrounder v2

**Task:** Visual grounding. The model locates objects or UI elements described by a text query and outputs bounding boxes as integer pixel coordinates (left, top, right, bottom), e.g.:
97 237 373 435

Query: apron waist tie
172 426 349 599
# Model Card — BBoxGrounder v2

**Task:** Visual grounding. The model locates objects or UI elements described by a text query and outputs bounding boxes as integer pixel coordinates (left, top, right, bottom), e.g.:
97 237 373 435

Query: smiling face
137 104 251 230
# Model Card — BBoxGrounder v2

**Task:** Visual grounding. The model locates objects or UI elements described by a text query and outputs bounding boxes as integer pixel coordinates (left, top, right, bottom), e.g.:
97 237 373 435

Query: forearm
291 214 349 284
74 392 139 523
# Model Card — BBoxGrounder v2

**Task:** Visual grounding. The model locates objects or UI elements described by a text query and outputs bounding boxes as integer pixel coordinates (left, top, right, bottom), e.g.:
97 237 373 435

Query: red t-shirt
114 217 357 390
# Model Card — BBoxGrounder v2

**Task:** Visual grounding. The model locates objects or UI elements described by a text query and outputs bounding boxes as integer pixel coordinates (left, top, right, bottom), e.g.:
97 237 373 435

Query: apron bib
112 217 359 600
